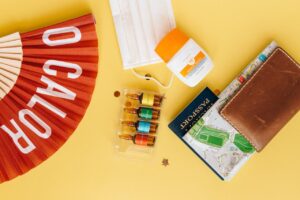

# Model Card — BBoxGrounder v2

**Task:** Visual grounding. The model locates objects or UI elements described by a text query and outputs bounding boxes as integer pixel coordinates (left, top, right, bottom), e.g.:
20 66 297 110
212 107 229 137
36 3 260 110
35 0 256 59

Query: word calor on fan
0 14 98 183
1 28 86 154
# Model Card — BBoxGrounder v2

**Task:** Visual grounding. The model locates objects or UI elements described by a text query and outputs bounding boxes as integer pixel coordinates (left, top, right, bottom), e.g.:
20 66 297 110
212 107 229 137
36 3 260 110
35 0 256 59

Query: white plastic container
155 28 213 87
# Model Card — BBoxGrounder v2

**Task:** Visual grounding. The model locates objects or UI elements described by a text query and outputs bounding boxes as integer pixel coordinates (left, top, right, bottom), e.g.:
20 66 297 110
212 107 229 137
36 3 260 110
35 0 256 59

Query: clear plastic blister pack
115 89 164 158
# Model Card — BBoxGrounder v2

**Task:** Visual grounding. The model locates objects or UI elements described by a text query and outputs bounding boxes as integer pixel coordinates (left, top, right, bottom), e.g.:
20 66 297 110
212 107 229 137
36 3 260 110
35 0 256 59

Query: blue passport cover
168 87 218 137
168 87 221 179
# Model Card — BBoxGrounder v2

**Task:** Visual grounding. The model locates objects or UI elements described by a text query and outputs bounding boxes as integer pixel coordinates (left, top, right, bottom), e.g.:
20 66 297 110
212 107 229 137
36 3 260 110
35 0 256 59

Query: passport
168 87 218 137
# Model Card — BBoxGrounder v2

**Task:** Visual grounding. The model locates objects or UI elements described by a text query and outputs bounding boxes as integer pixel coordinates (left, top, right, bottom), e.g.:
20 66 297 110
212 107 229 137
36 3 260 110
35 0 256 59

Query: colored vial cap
141 93 155 106
155 28 189 63
137 121 151 133
135 134 155 146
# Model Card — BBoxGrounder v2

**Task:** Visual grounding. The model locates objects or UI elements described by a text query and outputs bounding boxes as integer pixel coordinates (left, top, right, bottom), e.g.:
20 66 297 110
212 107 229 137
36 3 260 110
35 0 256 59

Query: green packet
189 119 254 153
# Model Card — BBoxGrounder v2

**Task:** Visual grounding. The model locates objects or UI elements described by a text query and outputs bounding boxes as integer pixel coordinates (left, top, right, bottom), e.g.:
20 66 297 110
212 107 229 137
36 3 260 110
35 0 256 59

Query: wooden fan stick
0 76 12 86
0 74 15 99
0 58 22 68
0 87 6 100
0 32 23 100
0 74 12 99
0 76 11 87
0 53 22 60
0 40 22 48
0 73 15 85
0 75 19 98
0 32 21 43
0 47 23 54
0 66 21 80
0 68 19 82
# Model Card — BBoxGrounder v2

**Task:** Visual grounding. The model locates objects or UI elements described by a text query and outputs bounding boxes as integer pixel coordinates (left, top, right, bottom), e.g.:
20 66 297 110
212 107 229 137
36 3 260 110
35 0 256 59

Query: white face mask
110 0 176 69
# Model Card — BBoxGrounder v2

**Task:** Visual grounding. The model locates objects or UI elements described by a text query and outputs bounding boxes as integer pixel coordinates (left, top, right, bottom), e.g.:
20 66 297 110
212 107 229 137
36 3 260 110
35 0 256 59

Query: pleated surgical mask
110 0 176 69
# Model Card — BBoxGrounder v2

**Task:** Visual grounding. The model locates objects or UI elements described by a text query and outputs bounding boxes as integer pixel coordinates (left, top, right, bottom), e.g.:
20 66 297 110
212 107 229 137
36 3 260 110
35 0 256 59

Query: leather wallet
221 48 300 152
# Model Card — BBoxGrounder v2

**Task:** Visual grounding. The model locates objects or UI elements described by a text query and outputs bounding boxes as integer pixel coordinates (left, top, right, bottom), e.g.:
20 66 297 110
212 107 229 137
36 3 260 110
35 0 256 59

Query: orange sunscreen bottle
155 28 213 87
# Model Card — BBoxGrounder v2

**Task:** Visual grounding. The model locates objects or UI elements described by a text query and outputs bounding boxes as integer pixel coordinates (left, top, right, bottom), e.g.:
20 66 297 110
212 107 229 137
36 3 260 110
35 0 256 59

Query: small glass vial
119 134 155 146
123 107 160 121
121 121 158 134
134 134 155 146
125 92 163 107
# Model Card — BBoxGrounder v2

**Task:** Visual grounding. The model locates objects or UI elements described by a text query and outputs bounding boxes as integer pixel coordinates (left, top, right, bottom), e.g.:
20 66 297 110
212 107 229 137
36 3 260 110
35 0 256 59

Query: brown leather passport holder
221 48 300 152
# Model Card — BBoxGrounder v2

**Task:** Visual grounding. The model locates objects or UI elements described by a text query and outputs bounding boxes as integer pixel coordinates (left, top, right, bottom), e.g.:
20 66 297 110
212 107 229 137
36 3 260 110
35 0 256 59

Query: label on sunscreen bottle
155 29 213 87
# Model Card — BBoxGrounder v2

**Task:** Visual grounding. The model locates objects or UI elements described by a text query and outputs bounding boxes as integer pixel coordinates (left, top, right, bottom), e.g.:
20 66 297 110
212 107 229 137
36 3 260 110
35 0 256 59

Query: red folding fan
0 14 98 183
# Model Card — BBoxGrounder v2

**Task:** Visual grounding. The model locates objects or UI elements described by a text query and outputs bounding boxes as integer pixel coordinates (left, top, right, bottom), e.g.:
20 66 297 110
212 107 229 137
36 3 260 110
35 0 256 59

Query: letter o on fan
42 26 82 46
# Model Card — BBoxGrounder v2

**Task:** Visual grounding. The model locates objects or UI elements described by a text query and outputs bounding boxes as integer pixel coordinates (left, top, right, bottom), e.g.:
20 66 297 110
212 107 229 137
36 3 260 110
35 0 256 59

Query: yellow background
1 0 300 199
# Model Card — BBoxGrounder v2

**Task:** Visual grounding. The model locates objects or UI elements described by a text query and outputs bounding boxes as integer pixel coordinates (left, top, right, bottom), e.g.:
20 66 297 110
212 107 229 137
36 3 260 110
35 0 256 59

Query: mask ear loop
131 68 174 89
